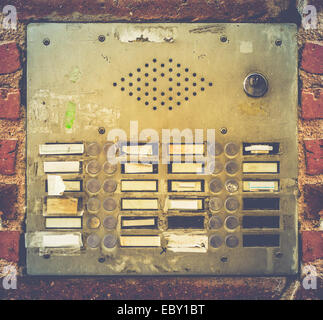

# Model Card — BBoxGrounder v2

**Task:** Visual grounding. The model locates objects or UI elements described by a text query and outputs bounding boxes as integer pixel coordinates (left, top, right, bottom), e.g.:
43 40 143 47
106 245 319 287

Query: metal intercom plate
26 23 298 275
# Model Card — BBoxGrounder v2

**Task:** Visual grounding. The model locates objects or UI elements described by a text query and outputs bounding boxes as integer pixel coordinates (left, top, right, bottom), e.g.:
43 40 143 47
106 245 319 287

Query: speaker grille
113 58 213 111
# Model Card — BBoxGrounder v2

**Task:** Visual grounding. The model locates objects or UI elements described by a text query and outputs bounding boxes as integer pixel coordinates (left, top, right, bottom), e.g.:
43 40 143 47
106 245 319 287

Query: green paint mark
64 101 76 129
69 66 81 83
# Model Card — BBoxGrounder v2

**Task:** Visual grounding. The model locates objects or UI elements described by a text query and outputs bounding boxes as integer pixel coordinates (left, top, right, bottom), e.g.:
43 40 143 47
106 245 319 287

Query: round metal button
225 179 239 193
208 142 223 156
86 160 101 175
87 215 101 229
210 235 223 248
103 215 117 229
103 161 117 175
225 160 239 175
87 197 101 212
243 73 268 98
86 178 101 194
87 234 101 248
209 197 223 212
87 142 101 156
225 235 239 248
207 160 223 175
225 197 240 212
209 215 223 229
103 179 117 193
225 143 239 157
225 216 239 230
103 234 118 248
209 178 223 193
103 197 117 211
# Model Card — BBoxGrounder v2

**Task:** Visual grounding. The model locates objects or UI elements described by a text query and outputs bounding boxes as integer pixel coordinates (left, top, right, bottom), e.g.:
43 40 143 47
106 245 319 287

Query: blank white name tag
42 233 82 248
169 199 203 210
121 145 153 155
45 217 82 229
39 144 84 155
168 144 204 155
165 233 208 253
242 162 279 173
170 163 204 174
121 198 159 210
121 180 158 192
44 161 81 173
123 163 155 173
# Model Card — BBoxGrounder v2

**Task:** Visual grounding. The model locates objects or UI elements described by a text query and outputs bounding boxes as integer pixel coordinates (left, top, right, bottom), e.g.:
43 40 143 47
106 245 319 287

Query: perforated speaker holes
113 58 213 111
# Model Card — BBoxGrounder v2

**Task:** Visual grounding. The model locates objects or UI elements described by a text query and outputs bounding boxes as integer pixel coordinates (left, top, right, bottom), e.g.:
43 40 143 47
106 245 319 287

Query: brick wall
0 0 322 299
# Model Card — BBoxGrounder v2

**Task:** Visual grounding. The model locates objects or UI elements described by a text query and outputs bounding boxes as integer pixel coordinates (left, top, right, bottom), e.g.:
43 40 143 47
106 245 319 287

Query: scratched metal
26 23 298 275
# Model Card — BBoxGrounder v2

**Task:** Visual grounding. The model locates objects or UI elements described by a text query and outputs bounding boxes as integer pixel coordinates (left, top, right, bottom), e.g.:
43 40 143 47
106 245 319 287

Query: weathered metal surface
26 23 298 275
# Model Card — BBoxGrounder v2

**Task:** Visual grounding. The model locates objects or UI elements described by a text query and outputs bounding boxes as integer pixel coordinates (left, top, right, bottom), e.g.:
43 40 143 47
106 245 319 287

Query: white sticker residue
47 175 66 196
240 41 253 53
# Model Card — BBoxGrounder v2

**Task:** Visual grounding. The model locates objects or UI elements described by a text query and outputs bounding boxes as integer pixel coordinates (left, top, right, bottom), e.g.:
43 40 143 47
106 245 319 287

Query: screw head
98 127 106 135
98 35 106 42
220 36 227 43
275 39 282 46
43 38 50 46
220 127 227 135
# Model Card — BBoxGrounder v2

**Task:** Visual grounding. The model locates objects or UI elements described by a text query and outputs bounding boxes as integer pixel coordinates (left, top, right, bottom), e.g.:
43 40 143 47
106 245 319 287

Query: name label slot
44 161 81 173
45 217 82 229
243 234 280 247
168 180 204 192
121 198 159 210
243 198 280 210
39 143 84 155
45 197 81 216
120 235 161 247
243 143 279 155
121 180 158 192
121 163 158 174
242 162 279 174
165 233 208 253
242 180 279 192
167 216 205 229
168 162 204 174
121 216 158 229
168 143 204 155
168 198 204 211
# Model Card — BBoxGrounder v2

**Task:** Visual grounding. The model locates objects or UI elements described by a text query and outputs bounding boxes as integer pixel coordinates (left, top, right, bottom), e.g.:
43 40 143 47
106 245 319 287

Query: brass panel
26 23 298 275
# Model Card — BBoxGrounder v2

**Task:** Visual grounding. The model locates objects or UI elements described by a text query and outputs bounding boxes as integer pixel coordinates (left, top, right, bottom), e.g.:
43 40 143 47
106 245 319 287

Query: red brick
304 139 323 175
0 89 20 120
0 231 20 262
0 140 18 175
301 42 323 74
303 184 323 219
0 184 18 220
301 89 323 120
5 0 292 21
0 42 20 75
302 231 323 263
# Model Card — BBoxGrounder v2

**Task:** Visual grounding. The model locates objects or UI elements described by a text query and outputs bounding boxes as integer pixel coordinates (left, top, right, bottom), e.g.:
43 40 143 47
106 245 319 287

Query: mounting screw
220 36 227 43
43 38 50 46
98 257 106 263
220 127 227 135
43 254 51 259
98 35 106 42
98 127 106 135
275 252 283 258
275 39 282 46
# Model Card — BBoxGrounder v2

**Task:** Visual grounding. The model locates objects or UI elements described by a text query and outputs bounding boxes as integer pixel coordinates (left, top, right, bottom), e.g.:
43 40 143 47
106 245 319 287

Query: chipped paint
64 101 76 129
238 101 268 116
114 26 176 43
